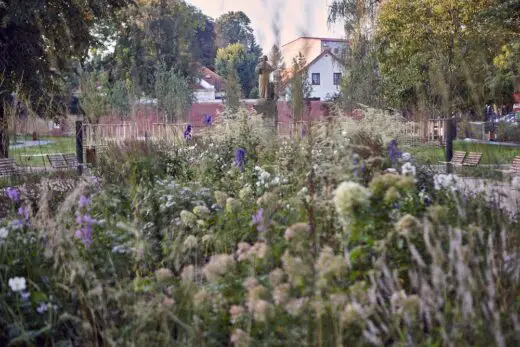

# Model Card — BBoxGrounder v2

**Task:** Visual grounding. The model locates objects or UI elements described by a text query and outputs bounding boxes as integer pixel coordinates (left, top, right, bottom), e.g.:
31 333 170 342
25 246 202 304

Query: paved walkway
456 177 520 217
10 140 54 149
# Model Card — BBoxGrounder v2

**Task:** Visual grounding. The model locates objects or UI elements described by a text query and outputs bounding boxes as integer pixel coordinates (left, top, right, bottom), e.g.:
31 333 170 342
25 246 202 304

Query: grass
9 135 75 167
409 141 520 165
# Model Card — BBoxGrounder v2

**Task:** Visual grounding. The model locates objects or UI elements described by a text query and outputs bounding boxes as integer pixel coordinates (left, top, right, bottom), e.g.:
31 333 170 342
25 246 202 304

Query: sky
187 0 345 51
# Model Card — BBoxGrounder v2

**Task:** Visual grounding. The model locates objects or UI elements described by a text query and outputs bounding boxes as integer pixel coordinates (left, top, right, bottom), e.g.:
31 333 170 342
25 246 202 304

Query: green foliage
154 66 193 123
79 70 109 123
215 43 259 98
223 62 242 112
288 53 313 121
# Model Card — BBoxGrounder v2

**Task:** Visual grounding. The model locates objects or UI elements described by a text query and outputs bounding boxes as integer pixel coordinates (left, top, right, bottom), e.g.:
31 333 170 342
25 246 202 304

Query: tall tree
223 62 242 112
269 44 285 97
288 53 313 123
376 0 500 116
215 43 258 98
0 0 132 158
154 65 193 123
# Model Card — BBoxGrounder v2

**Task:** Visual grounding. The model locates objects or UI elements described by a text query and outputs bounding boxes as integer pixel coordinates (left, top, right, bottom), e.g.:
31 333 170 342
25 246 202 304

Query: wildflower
74 227 93 248
268 268 285 286
388 139 402 165
183 235 198 251
203 254 235 282
214 191 229 207
396 214 420 235
184 124 192 140
20 291 30 301
334 181 371 223
225 198 241 213
36 302 49 314
252 299 274 322
18 207 29 221
8 277 27 292
401 162 416 176
285 297 307 317
273 283 291 306
193 205 210 219
401 152 412 162
284 223 309 241
180 210 197 227
243 277 259 290
249 242 269 259
203 114 212 126
230 305 245 324
0 227 8 240
236 242 251 262
6 187 19 202
252 208 266 232
239 186 254 200
233 148 246 172
433 174 459 191
230 329 249 346
181 265 196 283
79 195 90 209
315 247 346 286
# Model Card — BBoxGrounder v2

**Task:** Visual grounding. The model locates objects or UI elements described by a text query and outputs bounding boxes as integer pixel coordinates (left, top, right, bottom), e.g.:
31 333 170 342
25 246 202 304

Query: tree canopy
215 43 259 99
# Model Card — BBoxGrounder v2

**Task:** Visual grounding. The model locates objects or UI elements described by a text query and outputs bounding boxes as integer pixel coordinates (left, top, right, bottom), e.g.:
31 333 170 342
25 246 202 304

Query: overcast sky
187 0 345 51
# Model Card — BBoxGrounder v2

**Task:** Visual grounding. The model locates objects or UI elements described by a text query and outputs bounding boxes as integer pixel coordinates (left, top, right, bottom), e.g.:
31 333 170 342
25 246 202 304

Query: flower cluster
233 148 246 172
74 195 96 248
434 174 460 192
254 166 286 193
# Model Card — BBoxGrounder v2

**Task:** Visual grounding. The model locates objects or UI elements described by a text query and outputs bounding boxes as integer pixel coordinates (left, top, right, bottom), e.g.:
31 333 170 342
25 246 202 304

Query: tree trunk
0 102 9 158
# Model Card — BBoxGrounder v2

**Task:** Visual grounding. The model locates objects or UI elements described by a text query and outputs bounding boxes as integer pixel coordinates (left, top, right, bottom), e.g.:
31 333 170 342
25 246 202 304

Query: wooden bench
439 151 466 166
497 156 520 175
47 154 69 169
0 158 18 177
462 152 482 167
63 153 78 168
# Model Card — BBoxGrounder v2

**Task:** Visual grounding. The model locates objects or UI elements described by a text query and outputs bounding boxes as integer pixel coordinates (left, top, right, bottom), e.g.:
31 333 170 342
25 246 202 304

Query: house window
311 73 321 85
333 73 342 86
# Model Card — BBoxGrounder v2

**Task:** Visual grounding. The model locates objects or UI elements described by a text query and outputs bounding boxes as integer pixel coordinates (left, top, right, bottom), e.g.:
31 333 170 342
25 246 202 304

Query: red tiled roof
199 66 225 92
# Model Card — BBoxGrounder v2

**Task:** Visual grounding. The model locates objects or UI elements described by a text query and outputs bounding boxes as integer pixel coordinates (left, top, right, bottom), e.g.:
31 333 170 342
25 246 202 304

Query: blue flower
184 124 193 140
203 114 212 126
388 139 402 165
79 195 90 209
233 148 246 172
6 187 19 202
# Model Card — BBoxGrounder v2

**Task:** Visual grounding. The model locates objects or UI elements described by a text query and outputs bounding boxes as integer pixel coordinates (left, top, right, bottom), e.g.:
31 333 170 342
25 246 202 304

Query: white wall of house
194 89 216 102
306 53 345 100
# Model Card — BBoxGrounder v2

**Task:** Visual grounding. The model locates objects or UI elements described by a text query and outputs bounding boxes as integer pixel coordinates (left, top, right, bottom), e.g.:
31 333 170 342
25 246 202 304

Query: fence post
444 117 456 173
76 120 83 175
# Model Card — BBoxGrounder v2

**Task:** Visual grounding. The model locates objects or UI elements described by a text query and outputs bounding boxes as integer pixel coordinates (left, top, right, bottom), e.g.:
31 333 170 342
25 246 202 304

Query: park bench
47 154 69 169
0 158 19 177
439 151 466 166
63 153 78 168
462 152 483 167
497 156 520 175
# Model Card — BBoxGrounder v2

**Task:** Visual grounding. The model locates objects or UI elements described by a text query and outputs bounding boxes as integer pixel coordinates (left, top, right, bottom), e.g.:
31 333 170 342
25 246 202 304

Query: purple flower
233 148 246 172
36 302 48 314
203 114 212 126
20 291 30 301
79 195 90 209
252 208 267 232
388 139 402 165
18 207 29 221
184 124 193 140
6 187 19 202
75 226 93 248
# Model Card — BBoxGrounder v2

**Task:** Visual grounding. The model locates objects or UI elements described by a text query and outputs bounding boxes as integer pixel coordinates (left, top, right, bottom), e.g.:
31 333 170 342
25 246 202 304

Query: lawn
9 136 76 167
408 141 520 165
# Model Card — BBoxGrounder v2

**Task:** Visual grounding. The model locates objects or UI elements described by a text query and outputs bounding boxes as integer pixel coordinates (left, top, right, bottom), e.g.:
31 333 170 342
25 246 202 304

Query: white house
280 37 347 101
193 66 226 102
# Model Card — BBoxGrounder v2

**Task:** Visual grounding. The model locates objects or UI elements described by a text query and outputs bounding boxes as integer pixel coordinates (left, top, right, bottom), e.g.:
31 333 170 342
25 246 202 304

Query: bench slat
463 152 482 167
47 154 68 169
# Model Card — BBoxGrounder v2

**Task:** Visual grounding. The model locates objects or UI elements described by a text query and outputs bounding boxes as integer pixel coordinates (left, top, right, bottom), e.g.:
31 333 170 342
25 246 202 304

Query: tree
215 11 258 51
79 70 109 124
154 66 193 123
288 53 313 123
376 0 500 116
111 0 214 95
269 44 285 97
108 79 136 118
223 62 242 112
0 0 132 158
215 43 258 98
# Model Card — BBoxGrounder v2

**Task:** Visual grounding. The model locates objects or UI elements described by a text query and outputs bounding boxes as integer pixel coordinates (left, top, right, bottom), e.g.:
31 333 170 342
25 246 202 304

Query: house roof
281 36 348 47
199 66 225 92
280 49 344 88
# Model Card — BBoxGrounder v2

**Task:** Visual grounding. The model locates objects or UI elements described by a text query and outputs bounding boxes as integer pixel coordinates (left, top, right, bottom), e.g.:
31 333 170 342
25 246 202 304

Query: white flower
0 227 8 239
333 181 371 221
401 162 416 176
401 152 412 162
8 277 27 292
434 174 459 191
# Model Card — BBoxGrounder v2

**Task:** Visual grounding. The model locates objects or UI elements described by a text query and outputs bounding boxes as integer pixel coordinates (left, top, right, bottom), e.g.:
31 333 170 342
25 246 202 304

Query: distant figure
255 56 274 99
